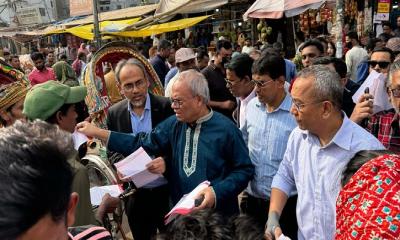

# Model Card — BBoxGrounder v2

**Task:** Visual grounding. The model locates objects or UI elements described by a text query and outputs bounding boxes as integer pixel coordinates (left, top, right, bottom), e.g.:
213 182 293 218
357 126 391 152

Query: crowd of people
1 26 400 240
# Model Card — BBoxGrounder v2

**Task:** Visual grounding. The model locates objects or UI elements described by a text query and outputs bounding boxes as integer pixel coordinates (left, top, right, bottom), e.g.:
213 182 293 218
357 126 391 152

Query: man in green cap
23 81 117 226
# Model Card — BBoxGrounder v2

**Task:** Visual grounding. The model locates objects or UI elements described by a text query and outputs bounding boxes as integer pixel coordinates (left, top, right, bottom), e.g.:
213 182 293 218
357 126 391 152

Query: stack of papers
90 185 122 206
114 147 165 188
352 70 393 114
164 181 210 224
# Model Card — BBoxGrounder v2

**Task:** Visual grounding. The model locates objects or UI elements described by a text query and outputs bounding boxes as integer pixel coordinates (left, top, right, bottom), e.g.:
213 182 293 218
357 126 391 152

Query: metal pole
92 0 101 48
335 0 344 59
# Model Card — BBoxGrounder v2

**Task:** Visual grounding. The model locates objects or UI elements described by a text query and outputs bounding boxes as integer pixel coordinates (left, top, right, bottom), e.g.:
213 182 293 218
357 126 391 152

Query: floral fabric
336 154 400 239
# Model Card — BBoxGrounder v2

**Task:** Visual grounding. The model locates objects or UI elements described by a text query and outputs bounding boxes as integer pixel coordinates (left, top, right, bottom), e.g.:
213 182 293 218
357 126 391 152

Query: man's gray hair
388 60 400 87
114 58 150 83
174 69 210 104
297 65 343 108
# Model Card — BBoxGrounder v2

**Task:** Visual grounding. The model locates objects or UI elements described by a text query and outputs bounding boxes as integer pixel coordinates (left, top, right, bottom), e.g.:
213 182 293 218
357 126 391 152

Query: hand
146 157 166 174
116 170 130 182
192 187 216 211
265 226 283 240
264 211 281 240
350 93 374 124
76 121 101 138
96 194 120 222
221 100 236 110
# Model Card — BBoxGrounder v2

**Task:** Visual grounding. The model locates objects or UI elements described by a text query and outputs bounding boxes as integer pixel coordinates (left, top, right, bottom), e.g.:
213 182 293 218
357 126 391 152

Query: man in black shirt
150 40 172 86
201 40 236 119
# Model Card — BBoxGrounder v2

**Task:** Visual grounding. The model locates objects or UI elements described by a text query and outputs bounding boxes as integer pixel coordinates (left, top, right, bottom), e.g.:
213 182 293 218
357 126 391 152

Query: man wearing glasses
106 58 174 240
358 60 400 153
77 69 254 218
350 47 394 125
225 53 256 128
265 65 384 240
240 51 298 239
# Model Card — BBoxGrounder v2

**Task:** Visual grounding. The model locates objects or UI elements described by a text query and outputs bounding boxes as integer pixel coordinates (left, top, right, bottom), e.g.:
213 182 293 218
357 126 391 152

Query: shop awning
243 0 333 20
45 18 140 40
123 0 227 30
108 15 210 38
61 4 157 27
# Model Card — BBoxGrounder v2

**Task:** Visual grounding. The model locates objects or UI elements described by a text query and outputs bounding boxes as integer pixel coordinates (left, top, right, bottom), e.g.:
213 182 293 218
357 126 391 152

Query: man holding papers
78 69 254 217
106 58 174 240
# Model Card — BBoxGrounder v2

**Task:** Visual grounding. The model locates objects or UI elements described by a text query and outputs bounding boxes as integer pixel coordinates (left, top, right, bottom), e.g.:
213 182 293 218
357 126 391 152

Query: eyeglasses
390 88 400 98
251 79 275 88
368 61 390 69
170 98 184 109
122 79 146 91
225 78 240 87
292 100 326 112
301 53 317 60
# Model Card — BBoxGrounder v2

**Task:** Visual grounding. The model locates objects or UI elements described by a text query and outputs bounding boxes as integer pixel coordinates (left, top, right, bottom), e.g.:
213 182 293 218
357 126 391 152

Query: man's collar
256 92 291 112
300 112 351 150
196 109 213 124
240 88 256 102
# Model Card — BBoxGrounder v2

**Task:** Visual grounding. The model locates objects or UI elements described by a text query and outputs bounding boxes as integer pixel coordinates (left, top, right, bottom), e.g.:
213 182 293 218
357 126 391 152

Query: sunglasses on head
368 61 390 69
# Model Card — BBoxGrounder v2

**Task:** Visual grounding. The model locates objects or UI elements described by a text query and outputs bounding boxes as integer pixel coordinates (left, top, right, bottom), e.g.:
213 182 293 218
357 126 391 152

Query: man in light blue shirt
241 51 298 239
106 58 174 240
266 65 385 240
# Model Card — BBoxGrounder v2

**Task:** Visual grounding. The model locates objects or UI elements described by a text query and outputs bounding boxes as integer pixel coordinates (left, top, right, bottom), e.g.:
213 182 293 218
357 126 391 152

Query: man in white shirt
345 31 368 80
225 53 255 128
164 48 197 97
242 38 254 55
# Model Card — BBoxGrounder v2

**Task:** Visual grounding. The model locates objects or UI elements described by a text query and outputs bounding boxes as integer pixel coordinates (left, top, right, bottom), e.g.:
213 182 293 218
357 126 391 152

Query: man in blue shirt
106 58 174 240
240 51 298 238
265 65 384 240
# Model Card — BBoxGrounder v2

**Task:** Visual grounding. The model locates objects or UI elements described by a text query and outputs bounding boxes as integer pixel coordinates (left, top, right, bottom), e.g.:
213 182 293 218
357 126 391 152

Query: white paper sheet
114 147 164 188
164 181 210 224
72 130 88 150
90 185 122 206
352 70 393 114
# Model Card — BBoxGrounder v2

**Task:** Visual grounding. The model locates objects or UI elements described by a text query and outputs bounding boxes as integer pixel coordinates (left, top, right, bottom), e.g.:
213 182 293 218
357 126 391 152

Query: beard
130 97 146 108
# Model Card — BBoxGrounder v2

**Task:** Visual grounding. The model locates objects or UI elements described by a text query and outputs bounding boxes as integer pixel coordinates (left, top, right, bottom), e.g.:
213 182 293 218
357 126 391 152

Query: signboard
16 7 43 25
70 0 93 16
376 13 389 21
378 3 390 13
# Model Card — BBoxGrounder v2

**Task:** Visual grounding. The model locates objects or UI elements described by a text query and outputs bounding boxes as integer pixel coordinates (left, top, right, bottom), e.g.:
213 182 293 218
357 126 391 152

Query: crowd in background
1 22 400 240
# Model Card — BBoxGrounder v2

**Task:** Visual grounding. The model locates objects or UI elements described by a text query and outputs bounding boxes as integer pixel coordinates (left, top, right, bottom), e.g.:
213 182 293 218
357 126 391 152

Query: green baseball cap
23 80 87 120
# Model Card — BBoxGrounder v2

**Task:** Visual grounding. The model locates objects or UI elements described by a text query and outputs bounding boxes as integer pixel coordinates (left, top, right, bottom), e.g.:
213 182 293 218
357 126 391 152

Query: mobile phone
364 87 370 101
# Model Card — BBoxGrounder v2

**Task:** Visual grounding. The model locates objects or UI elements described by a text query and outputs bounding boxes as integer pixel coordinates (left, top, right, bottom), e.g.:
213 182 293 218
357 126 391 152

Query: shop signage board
376 13 389 21
16 7 43 25
377 0 390 13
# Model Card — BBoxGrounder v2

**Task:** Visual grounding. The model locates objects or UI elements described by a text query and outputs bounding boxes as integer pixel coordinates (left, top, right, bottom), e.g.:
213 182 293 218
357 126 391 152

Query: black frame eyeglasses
368 61 390 69
251 79 274 88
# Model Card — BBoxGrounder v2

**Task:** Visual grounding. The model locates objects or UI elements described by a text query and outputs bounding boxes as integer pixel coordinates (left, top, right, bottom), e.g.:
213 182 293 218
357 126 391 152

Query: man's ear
0 110 10 122
67 192 79 227
276 76 286 88
55 111 63 124
322 101 335 119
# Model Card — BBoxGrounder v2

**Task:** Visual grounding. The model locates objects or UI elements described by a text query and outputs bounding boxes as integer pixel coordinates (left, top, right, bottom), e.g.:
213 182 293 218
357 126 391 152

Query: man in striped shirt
240 50 298 239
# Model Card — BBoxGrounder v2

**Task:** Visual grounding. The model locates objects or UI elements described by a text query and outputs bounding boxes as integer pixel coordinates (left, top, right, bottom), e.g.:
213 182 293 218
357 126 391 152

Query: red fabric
28 67 56 86
72 59 82 77
336 154 400 239
366 109 400 153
